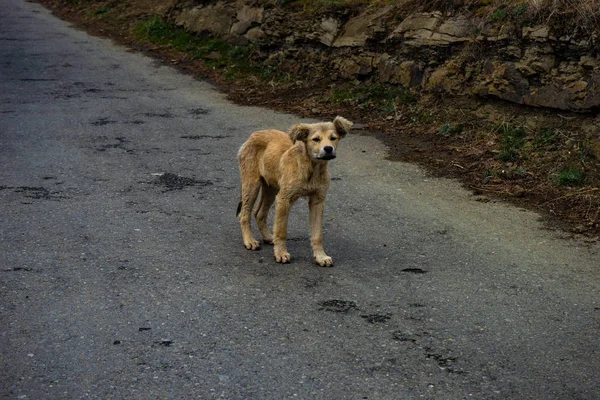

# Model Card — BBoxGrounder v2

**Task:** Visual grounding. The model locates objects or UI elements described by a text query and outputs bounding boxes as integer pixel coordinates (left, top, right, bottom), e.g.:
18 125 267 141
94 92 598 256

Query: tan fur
237 116 352 266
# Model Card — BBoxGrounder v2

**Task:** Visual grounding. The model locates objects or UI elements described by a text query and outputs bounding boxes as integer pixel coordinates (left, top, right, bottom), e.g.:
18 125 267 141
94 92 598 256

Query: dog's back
238 130 293 187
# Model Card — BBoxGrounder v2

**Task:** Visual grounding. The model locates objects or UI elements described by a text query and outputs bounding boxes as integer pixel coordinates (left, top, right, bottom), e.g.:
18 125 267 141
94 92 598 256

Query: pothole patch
151 173 213 192
318 299 357 313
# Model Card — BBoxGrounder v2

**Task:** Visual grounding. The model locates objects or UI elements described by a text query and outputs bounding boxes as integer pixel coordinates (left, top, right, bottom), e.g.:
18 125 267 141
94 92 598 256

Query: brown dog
237 116 352 266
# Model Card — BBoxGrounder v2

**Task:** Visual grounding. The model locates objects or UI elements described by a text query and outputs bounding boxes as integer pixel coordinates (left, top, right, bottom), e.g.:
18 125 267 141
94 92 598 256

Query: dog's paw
244 238 261 250
274 249 291 264
315 254 334 267
262 236 274 245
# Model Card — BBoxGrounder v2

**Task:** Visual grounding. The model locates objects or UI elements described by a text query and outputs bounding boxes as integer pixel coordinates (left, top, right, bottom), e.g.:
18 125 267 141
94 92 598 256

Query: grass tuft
437 123 463 136
497 124 526 162
327 83 416 113
557 169 585 186
134 17 286 81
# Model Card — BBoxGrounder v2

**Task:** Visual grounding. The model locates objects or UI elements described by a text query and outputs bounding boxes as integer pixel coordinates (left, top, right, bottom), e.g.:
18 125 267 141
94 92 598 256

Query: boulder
580 75 600 110
523 85 570 110
230 5 263 35
519 46 555 74
332 6 391 47
319 18 340 46
245 27 265 43
389 12 475 46
523 25 550 41
473 61 529 104
426 65 461 92
174 2 235 36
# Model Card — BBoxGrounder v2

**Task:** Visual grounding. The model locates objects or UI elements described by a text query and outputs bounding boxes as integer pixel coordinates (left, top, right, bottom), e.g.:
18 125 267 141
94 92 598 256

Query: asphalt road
1 1 600 398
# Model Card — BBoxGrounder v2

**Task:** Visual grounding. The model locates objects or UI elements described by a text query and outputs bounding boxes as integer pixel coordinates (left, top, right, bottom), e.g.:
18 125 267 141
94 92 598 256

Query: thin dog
237 116 352 266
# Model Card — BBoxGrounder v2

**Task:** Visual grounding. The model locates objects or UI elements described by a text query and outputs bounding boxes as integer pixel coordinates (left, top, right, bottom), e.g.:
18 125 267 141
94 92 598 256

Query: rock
230 5 263 35
392 12 442 35
336 58 361 78
245 27 265 43
524 85 569 109
376 56 423 87
473 61 529 105
523 25 550 41
319 18 340 46
332 6 391 47
510 185 527 198
389 12 474 46
567 80 589 96
174 2 235 36
437 15 476 40
427 66 459 92
377 53 395 83
580 75 600 110
520 46 555 74
591 137 600 160
356 56 374 76
579 55 600 69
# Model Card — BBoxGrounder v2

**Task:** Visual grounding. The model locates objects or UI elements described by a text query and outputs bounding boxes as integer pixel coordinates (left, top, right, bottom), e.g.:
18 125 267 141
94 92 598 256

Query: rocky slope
171 1 600 112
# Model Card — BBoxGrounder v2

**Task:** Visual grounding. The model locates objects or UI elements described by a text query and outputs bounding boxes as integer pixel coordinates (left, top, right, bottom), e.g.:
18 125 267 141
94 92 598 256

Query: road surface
1 0 599 398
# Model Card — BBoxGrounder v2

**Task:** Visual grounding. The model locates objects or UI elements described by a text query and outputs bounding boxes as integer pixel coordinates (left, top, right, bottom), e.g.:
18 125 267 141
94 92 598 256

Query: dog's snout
324 146 334 154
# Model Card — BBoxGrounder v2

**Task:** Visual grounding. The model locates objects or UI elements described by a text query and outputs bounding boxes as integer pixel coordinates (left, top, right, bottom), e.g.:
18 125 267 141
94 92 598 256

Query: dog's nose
324 146 334 154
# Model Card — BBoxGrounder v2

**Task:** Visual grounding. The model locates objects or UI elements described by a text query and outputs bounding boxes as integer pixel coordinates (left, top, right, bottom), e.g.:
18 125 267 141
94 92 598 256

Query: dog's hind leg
254 182 276 244
273 193 296 263
239 179 261 250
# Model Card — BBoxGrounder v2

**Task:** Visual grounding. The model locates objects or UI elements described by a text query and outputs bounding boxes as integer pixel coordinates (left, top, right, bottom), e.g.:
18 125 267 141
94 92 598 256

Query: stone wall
168 1 600 112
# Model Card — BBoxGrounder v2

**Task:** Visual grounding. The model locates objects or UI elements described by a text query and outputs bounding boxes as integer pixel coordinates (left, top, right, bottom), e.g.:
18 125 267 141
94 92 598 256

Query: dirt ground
36 0 600 239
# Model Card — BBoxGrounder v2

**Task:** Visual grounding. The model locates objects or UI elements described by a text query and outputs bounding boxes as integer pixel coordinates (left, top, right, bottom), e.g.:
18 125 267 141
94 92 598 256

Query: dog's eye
330 137 338 141
312 137 321 142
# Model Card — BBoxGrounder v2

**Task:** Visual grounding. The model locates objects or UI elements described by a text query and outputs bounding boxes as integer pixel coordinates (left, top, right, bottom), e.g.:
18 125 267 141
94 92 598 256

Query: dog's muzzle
318 146 336 160
318 154 336 160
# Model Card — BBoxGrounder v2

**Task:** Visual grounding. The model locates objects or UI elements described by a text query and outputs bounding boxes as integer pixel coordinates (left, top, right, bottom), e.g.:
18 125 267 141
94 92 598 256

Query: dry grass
290 0 600 30
521 0 600 28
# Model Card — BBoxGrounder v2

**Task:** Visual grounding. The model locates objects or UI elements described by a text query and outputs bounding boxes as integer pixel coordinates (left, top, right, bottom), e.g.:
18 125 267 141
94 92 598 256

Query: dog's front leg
273 194 293 263
309 194 333 267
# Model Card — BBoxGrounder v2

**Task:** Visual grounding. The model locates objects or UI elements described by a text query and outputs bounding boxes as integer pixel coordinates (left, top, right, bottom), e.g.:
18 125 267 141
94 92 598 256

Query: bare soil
36 0 600 239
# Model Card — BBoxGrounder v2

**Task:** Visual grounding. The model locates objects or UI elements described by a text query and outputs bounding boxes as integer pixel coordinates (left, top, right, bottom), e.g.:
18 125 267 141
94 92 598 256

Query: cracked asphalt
1 0 600 398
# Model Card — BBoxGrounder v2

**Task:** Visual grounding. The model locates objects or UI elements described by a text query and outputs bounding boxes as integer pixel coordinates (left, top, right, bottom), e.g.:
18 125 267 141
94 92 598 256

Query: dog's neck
306 151 329 182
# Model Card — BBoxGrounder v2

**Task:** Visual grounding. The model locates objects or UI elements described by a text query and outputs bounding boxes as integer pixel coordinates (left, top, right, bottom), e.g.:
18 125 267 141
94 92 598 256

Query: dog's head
289 116 353 161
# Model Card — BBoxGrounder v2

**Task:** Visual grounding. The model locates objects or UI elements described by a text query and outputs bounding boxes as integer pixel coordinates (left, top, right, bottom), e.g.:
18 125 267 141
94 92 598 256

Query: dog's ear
333 116 353 138
289 124 311 143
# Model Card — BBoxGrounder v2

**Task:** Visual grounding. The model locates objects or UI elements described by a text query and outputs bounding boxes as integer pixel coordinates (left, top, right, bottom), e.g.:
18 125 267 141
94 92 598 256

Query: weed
411 108 436 125
134 17 285 82
484 169 498 179
94 6 110 16
512 2 528 16
490 7 507 22
498 124 526 162
327 84 415 113
437 123 463 136
533 128 557 148
557 169 585 186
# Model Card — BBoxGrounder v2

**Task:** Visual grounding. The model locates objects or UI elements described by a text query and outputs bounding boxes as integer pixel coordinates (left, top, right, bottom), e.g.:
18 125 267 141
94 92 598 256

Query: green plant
134 18 287 82
557 169 585 186
490 7 507 22
498 124 526 162
94 6 111 16
411 108 436 125
533 128 557 147
512 2 528 16
437 123 463 136
327 84 415 112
